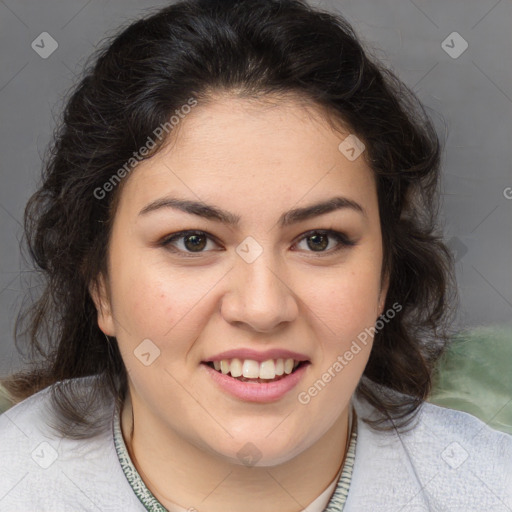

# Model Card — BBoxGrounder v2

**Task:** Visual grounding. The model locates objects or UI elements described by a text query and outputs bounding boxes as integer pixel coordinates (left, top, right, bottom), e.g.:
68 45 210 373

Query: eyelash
159 229 357 257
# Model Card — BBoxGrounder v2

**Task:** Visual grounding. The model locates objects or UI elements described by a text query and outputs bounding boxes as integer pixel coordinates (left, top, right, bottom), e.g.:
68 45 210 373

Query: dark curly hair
2 0 457 438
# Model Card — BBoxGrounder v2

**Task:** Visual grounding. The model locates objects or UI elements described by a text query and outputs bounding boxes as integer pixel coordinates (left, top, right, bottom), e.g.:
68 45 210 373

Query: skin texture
90 94 389 512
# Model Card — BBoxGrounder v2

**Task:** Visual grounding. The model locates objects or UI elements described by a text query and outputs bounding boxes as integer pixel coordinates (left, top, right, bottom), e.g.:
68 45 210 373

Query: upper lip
203 348 310 363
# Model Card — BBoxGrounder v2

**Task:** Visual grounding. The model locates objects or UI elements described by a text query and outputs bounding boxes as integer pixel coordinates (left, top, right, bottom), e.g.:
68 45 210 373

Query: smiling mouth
202 360 310 383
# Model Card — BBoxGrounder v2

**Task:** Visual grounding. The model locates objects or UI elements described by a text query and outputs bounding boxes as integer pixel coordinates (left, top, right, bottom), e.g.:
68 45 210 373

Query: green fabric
429 324 512 435
0 384 13 414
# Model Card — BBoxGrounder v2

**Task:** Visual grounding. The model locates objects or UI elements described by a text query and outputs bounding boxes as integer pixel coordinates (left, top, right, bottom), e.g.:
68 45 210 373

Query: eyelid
159 228 357 256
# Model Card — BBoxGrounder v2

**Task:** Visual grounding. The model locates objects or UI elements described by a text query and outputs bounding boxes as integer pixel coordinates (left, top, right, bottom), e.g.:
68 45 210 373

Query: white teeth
210 357 303 379
242 359 260 378
230 358 243 377
284 358 294 374
220 360 230 374
259 359 276 379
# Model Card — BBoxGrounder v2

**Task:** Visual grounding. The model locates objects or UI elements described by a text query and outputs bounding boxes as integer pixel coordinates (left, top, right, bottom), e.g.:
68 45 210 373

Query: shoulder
0 376 143 511
346 396 512 511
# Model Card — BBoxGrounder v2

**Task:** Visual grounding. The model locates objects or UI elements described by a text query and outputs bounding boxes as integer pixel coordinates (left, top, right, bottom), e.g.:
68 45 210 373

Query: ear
88 272 116 336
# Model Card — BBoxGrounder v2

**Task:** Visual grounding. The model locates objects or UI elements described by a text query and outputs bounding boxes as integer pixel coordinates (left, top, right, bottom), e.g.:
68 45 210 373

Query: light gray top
0 375 511 511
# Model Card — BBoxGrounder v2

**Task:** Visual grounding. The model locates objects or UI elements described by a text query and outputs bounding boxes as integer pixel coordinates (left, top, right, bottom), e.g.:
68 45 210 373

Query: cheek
303 264 382 336
109 255 223 344
298 267 379 411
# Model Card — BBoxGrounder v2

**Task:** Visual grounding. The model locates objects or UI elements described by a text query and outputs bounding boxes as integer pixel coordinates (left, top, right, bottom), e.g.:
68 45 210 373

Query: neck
121 392 351 512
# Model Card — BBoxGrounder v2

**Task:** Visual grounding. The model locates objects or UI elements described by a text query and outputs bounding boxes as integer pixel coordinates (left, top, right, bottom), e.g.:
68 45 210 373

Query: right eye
159 230 221 256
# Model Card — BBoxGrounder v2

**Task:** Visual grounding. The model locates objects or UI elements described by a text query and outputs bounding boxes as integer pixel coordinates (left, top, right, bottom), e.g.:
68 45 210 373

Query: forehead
115 94 378 224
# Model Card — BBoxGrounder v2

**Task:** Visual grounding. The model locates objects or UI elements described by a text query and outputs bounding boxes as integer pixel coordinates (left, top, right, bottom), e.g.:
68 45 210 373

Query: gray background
1 0 511 376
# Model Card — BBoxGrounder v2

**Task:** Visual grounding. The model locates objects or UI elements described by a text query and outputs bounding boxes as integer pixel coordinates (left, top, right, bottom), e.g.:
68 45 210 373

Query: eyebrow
138 195 367 227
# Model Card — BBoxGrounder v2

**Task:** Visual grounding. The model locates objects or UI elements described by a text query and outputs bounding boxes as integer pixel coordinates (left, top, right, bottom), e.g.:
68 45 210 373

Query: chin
209 434 309 468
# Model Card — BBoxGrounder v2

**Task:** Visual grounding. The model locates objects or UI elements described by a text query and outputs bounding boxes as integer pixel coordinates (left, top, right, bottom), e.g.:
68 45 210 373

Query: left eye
294 230 356 253
160 229 356 256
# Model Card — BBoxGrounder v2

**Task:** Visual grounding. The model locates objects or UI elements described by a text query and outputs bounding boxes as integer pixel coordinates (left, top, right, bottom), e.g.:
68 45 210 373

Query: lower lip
201 362 310 403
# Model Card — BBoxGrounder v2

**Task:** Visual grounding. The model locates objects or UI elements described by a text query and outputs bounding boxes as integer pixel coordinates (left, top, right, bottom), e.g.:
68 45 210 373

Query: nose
220 252 299 333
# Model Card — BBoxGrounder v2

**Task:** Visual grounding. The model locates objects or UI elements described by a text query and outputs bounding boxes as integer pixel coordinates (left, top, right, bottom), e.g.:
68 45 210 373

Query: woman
1 0 510 510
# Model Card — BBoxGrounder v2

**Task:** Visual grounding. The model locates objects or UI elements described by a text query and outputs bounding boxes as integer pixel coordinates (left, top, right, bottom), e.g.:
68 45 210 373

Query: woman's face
92 95 388 466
